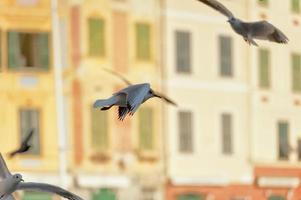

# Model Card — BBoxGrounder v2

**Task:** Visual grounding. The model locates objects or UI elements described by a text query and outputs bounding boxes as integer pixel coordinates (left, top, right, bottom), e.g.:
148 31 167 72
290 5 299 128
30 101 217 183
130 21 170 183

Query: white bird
196 0 289 46
93 69 177 120
0 154 83 200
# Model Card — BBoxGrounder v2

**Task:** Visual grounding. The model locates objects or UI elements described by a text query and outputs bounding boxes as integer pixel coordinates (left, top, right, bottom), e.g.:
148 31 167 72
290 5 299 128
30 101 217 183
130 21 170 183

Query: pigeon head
144 89 157 100
13 174 24 182
227 17 236 24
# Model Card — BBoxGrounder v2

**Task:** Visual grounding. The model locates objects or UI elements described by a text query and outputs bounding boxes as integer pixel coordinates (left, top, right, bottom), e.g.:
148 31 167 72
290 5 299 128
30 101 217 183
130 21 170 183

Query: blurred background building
0 0 301 200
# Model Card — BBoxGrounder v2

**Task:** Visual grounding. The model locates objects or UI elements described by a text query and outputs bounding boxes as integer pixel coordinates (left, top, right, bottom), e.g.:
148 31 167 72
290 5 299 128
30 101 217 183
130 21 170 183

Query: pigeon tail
93 93 127 110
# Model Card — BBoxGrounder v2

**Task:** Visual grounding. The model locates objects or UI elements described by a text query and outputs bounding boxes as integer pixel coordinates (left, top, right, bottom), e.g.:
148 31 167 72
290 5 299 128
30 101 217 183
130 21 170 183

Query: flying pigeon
93 69 177 120
0 154 83 200
9 129 34 158
196 0 288 46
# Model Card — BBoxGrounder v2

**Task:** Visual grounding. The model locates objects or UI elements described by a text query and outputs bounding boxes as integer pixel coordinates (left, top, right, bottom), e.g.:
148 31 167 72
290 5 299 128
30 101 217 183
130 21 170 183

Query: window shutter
176 31 191 73
136 23 151 61
258 49 270 88
292 54 301 92
93 189 116 200
22 192 52 200
219 36 233 77
89 18 105 57
278 122 289 160
20 109 40 155
91 108 108 150
139 107 153 150
8 32 21 69
178 111 193 153
292 0 300 13
37 33 49 70
177 194 204 200
222 113 233 154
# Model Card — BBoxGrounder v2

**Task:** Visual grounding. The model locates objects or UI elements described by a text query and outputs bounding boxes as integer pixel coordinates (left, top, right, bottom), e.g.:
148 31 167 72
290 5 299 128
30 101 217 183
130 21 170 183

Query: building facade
67 0 165 199
164 0 301 199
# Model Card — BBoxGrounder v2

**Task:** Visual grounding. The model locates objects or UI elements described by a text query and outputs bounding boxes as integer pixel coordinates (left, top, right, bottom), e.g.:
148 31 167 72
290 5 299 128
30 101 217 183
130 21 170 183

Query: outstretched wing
196 0 234 19
17 182 83 200
247 21 288 43
1 195 16 200
0 154 11 180
23 129 34 145
102 68 132 86
122 84 150 114
154 92 177 106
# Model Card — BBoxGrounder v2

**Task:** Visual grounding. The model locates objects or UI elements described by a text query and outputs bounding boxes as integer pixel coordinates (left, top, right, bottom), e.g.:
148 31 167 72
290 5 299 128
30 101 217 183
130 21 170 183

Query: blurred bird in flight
9 129 34 158
196 0 288 46
93 68 177 120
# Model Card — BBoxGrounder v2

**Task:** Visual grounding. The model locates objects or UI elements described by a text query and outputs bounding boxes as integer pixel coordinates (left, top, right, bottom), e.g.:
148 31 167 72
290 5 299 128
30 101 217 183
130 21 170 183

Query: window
139 107 154 150
92 189 116 200
292 0 300 13
268 196 285 200
258 0 268 6
91 108 108 151
178 111 193 153
298 139 301 161
278 122 289 160
20 109 40 155
219 36 233 77
8 32 49 70
175 31 191 73
88 18 105 57
258 49 270 89
22 192 52 200
136 23 151 61
177 194 204 200
292 54 301 92
221 113 233 154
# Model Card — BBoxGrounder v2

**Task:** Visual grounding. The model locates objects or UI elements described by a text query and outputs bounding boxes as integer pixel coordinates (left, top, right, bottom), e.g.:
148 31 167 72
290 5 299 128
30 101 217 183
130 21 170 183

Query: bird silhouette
0 154 83 200
93 68 177 120
196 0 288 46
9 129 34 158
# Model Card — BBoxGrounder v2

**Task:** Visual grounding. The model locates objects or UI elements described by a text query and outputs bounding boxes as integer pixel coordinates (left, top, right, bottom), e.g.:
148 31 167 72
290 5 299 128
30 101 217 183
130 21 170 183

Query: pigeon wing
154 91 177 106
196 0 234 19
1 195 16 200
17 182 83 200
247 21 288 43
123 84 150 114
102 68 132 86
0 154 11 180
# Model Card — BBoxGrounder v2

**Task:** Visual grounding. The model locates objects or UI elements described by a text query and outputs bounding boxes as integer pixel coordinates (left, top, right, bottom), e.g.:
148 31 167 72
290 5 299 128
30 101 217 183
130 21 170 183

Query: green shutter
292 54 301 92
139 107 153 150
177 194 204 200
7 32 21 69
22 192 52 200
89 18 105 57
20 109 40 155
222 113 232 154
219 36 233 77
176 31 191 73
292 0 300 13
37 33 49 70
269 196 285 200
136 23 151 61
91 108 108 150
93 189 116 200
259 0 268 6
278 122 289 160
258 49 270 89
